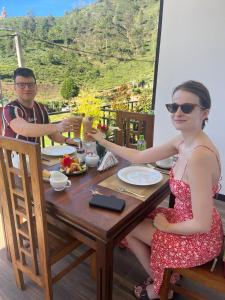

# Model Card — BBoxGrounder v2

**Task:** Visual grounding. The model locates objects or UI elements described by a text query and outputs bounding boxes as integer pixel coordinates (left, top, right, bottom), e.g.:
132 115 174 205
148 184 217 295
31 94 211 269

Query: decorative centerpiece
59 154 86 175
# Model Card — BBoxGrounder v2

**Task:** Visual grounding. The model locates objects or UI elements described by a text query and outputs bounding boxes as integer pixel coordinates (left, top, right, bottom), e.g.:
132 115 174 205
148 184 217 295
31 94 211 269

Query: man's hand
64 138 79 146
56 118 76 133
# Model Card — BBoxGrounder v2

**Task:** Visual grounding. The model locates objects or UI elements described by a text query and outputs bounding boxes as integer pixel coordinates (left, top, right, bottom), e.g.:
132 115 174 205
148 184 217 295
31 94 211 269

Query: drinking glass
82 116 94 142
69 115 83 138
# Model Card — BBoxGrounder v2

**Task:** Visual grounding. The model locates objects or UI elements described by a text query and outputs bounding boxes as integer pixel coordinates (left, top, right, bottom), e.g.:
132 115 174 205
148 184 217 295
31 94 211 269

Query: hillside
0 0 160 106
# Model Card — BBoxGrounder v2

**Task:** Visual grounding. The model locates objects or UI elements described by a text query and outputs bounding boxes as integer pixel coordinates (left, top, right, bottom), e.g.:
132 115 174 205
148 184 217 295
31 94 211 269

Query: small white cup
50 171 71 191
85 153 100 167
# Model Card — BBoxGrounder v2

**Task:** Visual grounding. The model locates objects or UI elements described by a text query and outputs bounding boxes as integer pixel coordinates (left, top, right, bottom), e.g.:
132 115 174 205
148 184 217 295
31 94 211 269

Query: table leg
96 240 113 300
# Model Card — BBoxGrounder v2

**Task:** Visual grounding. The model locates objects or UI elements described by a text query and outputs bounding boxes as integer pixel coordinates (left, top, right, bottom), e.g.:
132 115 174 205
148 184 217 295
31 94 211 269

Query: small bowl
156 158 173 169
85 153 100 167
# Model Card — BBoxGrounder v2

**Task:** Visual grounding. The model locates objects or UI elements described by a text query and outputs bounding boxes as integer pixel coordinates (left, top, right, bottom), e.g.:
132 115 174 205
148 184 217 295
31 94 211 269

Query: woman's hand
86 129 105 143
153 213 170 232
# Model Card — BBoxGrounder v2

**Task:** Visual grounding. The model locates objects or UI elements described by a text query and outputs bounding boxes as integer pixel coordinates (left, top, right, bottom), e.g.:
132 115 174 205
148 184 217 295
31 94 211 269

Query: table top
43 158 170 242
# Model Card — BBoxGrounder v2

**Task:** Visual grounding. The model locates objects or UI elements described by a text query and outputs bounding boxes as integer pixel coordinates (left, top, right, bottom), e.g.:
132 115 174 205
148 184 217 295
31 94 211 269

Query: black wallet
89 195 125 212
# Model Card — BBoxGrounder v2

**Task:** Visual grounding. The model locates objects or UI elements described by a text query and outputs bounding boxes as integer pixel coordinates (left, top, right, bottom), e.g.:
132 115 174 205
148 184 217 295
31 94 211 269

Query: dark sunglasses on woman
165 103 204 114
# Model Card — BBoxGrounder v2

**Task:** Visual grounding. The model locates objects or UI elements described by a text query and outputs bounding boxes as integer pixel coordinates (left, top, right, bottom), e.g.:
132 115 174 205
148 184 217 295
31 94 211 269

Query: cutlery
117 187 145 198
154 167 169 175
146 164 170 175
42 157 50 162
90 189 103 195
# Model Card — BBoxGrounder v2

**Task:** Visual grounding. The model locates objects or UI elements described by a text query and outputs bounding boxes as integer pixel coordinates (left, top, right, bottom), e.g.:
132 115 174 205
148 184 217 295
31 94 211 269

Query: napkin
97 151 118 171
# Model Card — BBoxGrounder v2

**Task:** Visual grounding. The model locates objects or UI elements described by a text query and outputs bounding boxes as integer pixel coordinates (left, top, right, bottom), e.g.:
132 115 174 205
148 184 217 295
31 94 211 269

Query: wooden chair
160 257 225 299
0 136 95 300
160 194 225 299
115 110 154 148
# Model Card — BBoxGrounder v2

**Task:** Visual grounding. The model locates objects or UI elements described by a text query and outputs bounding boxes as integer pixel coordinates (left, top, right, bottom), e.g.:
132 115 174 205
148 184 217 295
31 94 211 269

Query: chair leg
160 268 172 300
44 285 53 300
14 268 25 290
90 253 97 280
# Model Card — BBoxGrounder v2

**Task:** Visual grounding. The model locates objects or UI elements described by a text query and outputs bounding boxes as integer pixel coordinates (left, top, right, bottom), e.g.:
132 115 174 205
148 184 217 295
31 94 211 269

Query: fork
41 156 50 162
117 187 145 198
90 189 103 195
146 164 170 175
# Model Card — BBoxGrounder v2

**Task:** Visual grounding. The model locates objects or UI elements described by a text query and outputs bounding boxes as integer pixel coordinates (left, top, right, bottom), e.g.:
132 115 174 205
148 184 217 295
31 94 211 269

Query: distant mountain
0 0 160 91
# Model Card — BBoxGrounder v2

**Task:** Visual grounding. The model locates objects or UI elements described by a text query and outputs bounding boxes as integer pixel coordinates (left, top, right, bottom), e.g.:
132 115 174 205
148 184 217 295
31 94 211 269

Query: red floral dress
149 160 224 294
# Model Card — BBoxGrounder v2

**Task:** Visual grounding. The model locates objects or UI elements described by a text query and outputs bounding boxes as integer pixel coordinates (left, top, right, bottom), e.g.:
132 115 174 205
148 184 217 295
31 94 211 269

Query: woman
88 81 224 299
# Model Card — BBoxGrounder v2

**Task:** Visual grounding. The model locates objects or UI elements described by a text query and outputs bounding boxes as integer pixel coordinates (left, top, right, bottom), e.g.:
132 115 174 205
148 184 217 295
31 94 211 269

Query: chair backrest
116 110 154 148
0 136 50 287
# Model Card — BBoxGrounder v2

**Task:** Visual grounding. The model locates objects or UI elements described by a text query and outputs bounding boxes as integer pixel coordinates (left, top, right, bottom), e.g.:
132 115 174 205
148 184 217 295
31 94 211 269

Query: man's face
14 76 37 104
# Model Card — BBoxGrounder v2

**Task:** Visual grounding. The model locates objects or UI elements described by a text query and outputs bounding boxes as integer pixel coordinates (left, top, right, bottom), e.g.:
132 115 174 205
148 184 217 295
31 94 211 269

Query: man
2 68 76 144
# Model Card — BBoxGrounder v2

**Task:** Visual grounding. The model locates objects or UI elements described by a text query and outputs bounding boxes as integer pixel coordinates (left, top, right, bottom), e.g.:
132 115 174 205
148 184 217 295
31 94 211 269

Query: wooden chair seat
0 136 95 299
19 218 89 265
160 255 225 299
160 195 225 299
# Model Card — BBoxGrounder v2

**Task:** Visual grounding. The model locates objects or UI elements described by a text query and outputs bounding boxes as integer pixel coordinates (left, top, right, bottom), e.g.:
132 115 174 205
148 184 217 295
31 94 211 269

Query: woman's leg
126 218 156 276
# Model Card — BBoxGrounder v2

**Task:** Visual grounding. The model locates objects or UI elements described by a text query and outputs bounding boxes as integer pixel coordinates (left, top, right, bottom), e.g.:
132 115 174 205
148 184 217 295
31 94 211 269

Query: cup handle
66 180 71 188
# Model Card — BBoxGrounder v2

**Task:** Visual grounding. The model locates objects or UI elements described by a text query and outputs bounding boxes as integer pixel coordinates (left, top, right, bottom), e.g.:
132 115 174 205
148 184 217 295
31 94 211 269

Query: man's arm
10 117 74 138
49 132 67 144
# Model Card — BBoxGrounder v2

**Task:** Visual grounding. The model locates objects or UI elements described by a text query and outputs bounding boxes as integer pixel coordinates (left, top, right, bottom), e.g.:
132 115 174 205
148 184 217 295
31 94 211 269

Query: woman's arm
88 130 181 164
154 149 215 234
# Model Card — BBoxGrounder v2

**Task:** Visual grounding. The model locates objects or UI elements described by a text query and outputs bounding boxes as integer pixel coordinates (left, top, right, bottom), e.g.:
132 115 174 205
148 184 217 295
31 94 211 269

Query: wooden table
44 158 170 300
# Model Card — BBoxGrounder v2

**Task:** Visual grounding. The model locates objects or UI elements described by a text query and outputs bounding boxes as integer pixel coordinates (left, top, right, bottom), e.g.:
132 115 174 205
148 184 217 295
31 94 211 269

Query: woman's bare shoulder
189 142 220 172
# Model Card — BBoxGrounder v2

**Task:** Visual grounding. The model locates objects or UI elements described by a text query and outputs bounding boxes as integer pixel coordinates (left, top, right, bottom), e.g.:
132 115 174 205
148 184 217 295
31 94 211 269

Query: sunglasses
165 103 203 114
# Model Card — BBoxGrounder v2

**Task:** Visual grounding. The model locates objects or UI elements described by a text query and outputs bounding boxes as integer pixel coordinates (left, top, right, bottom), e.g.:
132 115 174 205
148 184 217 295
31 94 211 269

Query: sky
0 0 96 17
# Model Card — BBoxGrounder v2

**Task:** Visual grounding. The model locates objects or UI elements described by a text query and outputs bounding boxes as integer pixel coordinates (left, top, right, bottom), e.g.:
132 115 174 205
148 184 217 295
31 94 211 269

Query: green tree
61 77 80 110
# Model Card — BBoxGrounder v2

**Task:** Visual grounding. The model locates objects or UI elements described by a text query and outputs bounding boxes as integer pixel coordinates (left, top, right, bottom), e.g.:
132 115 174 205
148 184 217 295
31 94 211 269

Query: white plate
117 166 163 186
156 160 173 169
41 145 75 157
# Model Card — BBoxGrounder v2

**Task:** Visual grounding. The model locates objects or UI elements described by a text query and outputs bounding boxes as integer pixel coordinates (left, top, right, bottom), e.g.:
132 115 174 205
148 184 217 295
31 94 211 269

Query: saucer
53 187 65 191
155 160 173 169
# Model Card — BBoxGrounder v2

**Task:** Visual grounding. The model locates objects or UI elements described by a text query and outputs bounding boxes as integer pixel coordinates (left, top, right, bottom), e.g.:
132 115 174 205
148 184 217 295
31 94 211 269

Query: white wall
154 0 225 193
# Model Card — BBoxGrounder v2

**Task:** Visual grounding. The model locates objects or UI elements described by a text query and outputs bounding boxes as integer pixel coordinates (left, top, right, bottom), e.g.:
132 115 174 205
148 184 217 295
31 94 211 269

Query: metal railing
100 100 139 126
47 99 140 126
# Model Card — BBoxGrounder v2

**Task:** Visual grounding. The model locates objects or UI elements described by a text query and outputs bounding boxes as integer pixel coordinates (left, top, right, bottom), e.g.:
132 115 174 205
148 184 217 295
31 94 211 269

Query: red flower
62 156 73 167
97 123 108 133
101 124 108 133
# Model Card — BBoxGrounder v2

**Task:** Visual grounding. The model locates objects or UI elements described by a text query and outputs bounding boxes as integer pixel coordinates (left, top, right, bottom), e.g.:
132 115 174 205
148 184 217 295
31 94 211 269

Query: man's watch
65 137 70 144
